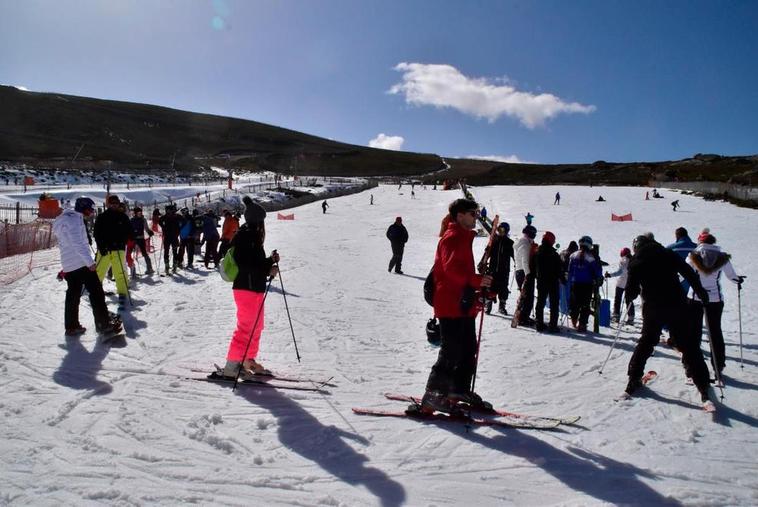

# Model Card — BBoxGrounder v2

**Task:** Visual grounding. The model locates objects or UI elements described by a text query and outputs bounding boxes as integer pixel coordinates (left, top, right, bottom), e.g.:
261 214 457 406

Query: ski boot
96 315 123 336
129 265 137 279
242 358 272 376
65 326 86 337
498 302 508 315
448 391 493 411
485 301 493 314
624 376 643 396
416 390 457 415
172 264 178 274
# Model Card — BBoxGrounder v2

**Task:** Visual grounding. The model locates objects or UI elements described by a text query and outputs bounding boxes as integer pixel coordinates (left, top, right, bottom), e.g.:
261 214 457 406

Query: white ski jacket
514 236 533 275
607 256 630 289
687 244 739 303
53 208 95 272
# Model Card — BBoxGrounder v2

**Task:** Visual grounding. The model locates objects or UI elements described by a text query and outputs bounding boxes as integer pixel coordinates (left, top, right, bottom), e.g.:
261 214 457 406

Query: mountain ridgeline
1 85 756 185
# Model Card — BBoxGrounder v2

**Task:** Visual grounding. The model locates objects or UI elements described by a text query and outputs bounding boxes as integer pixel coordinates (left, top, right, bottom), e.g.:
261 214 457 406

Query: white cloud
389 62 596 129
368 133 405 151
467 154 534 164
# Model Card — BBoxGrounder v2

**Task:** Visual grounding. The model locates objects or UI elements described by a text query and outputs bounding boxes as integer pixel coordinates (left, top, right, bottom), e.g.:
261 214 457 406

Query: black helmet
522 225 537 239
74 197 95 213
632 234 652 253
578 235 593 249
426 318 441 346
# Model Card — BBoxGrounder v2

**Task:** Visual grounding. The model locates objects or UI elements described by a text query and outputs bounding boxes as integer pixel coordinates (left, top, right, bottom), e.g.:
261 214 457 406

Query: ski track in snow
1 184 757 506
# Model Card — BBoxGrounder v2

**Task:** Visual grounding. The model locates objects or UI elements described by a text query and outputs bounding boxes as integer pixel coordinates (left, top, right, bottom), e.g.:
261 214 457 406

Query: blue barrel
599 299 611 327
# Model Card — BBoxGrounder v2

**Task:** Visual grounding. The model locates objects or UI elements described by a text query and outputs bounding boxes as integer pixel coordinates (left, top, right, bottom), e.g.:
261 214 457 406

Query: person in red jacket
419 198 493 414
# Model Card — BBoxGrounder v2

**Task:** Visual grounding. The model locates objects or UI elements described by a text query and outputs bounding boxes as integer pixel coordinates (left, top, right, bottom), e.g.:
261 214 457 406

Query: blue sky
1 0 757 164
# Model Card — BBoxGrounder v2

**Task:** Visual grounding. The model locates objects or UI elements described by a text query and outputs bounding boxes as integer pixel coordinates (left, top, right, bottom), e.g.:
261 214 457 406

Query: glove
695 287 710 304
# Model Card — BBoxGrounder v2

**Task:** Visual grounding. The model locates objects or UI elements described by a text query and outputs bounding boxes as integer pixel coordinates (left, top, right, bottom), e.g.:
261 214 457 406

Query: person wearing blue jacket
667 227 696 293
177 208 196 269
568 236 603 332
202 210 221 268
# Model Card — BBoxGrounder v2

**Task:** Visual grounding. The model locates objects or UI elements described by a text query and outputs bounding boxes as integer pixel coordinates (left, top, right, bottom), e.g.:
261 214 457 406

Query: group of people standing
415 197 744 414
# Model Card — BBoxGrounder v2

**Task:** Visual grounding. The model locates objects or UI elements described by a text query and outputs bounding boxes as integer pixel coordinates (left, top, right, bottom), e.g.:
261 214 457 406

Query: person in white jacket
53 197 121 337
687 232 743 376
605 247 635 325
514 225 536 290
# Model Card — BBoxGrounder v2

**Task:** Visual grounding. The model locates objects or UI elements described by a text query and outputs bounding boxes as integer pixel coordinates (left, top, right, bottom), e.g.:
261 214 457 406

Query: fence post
16 202 20 224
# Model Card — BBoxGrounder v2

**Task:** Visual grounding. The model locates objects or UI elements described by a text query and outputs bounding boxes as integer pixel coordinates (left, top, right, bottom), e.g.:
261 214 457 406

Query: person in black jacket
221 196 279 380
386 217 409 274
623 235 713 403
484 222 514 314
127 207 154 276
159 204 181 274
534 231 562 332
93 195 133 302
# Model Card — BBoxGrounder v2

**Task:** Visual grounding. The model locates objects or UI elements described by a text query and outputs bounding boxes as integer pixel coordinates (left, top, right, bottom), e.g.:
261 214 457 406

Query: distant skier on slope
419 198 493 414
221 196 280 380
622 234 714 407
386 216 408 274
671 200 680 211
53 197 122 337
554 192 561 205
322 200 329 214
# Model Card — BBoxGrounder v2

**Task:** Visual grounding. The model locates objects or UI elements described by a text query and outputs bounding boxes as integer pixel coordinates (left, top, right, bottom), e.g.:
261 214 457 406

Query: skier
567 236 602 332
480 207 488 221
623 234 713 407
53 197 122 336
596 195 606 202
177 208 196 269
420 198 493 414
386 216 408 275
219 209 239 259
645 191 650 200
513 225 538 327
534 231 562 333
554 192 560 205
524 212 534 226
221 196 280 379
671 200 680 211
126 207 154 277
151 208 162 233
411 190 416 199
322 200 329 214
370 194 374 205
159 204 181 274
202 209 221 269
93 195 133 307
687 232 744 377
605 247 634 325
482 222 514 315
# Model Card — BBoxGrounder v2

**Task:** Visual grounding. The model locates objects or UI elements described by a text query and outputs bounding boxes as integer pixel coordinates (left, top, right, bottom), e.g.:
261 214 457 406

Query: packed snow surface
1 184 756 506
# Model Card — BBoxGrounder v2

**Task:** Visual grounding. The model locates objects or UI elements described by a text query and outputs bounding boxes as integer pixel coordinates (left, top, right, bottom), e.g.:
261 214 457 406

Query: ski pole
232 275 275 390
702 309 725 400
737 278 744 369
275 252 301 363
598 303 630 375
115 250 133 306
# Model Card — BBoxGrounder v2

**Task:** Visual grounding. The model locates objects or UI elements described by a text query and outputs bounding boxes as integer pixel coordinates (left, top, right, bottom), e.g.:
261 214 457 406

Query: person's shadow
440 423 682 505
236 387 406 507
53 335 124 394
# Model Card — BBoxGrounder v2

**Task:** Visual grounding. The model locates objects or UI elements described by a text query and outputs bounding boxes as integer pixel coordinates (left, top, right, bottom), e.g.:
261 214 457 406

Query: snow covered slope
1 184 756 506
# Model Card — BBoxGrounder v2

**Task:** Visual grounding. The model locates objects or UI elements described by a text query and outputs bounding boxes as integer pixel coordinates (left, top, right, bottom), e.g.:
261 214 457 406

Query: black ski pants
388 243 404 273
64 266 109 330
570 282 593 327
613 286 635 321
426 317 477 395
492 269 510 304
178 237 194 266
515 269 525 290
536 281 559 329
163 236 179 268
516 273 536 320
204 238 220 268
628 301 710 394
688 299 726 373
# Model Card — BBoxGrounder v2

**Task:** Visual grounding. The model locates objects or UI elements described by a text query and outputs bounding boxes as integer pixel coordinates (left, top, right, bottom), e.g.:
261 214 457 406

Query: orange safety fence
0 220 60 285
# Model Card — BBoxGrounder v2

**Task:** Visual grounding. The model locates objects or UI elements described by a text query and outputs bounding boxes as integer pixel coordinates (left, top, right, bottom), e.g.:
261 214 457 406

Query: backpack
423 267 434 306
219 246 238 282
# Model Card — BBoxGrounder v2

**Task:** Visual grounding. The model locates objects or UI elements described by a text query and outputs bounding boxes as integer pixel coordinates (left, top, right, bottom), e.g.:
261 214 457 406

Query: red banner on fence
277 213 295 220
611 213 633 222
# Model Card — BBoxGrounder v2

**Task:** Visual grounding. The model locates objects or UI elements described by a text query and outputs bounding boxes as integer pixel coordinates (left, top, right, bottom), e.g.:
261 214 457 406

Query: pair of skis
614 371 716 413
352 393 581 430
186 365 336 393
